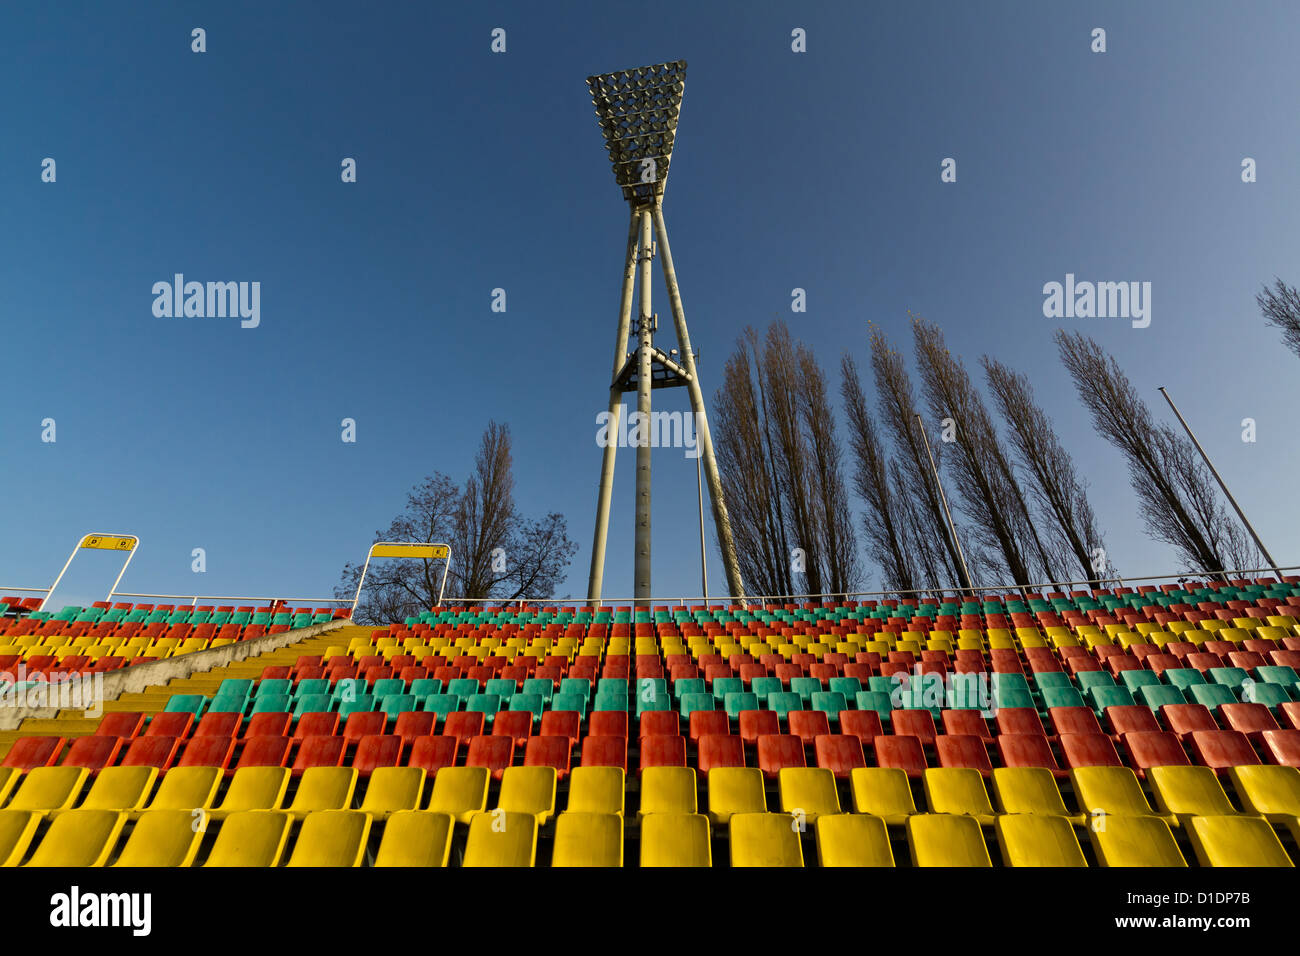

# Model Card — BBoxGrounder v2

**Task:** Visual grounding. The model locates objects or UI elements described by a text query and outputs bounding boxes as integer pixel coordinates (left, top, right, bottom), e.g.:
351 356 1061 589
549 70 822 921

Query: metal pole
916 414 975 593
651 202 746 601
634 208 654 608
697 447 708 601
1158 386 1281 579
587 207 642 606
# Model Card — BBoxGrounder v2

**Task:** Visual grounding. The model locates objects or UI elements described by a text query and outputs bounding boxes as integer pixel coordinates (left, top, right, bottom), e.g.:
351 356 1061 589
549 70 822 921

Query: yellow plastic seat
6 766 89 814
1148 766 1237 818
112 809 204 867
1071 766 1170 820
212 767 290 818
638 766 697 817
922 768 995 822
373 811 453 867
729 812 804 867
777 767 840 823
995 814 1087 867
78 766 159 814
1184 815 1292 867
850 767 916 824
991 767 1081 821
497 766 557 825
463 810 537 867
358 767 425 820
565 766 624 816
144 766 221 812
640 812 711 867
287 767 358 818
0 810 41 867
1088 815 1187 867
202 810 292 867
285 810 372 867
1228 764 1300 821
24 810 126 867
552 812 623 867
906 814 992 867
706 767 767 826
815 813 894 867
427 767 488 824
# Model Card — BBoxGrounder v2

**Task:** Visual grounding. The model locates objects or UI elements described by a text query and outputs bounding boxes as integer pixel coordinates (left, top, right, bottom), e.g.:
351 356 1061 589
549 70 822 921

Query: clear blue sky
2 1 1297 609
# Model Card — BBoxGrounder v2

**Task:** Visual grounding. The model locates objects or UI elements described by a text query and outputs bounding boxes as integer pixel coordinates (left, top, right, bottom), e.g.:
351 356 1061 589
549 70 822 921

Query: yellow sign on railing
370 543 449 560
80 535 137 551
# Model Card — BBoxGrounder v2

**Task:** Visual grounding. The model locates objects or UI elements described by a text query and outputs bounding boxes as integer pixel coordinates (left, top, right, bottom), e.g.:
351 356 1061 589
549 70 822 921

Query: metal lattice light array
586 60 686 202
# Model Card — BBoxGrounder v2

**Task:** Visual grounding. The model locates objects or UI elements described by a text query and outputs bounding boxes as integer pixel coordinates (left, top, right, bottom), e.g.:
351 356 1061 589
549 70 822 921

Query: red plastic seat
353 734 404 777
1121 731 1190 775
492 710 534 749
96 712 145 739
935 734 993 775
814 734 867 780
523 736 572 780
193 712 241 739
997 734 1064 776
466 735 514 780
756 734 807 780
774 663 802 688
1261 729 1300 767
120 735 181 772
739 710 780 746
1059 733 1125 770
1160 704 1219 741
408 735 458 777
1281 702 1300 731
1188 730 1261 771
942 709 994 743
177 735 235 772
688 710 730 743
995 708 1047 737
532 712 577 748
1047 707 1103 738
242 712 291 741
1185 652 1223 673
144 712 194 740
236 735 291 769
441 712 485 747
639 735 687 773
638 711 680 739
1104 705 1162 737
342 711 387 743
1219 703 1280 739
62 735 124 773
393 711 438 747
873 734 927 778
580 735 627 772
260 666 291 681
787 711 831 747
696 734 746 775
588 711 628 739
290 729 346 773
293 712 339 744
838 710 883 748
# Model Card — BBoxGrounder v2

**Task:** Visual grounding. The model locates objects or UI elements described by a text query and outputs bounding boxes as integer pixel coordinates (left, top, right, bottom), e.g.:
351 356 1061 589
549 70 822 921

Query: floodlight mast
584 60 747 608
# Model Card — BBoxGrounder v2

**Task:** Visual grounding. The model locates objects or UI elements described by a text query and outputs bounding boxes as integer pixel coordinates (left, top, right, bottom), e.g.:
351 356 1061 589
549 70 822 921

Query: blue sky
2 1 1298 609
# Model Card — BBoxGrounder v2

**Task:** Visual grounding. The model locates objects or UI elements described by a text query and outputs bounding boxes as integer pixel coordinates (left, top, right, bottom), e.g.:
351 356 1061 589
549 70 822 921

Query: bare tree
911 316 1057 586
1257 278 1300 360
982 355 1108 582
713 321 860 597
335 422 577 623
841 353 916 592
1055 330 1258 575
869 324 971 591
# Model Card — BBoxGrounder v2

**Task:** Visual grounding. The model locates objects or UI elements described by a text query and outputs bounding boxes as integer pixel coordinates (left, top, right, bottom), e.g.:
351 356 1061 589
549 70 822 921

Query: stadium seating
2 580 1299 865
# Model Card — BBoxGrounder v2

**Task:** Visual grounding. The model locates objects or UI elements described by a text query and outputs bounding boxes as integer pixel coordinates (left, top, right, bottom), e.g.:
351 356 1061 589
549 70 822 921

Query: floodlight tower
584 60 746 608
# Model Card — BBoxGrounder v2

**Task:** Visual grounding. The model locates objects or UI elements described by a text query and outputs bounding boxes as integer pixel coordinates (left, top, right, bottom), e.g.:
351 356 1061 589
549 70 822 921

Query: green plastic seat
372 678 407 699
1163 669 1206 692
423 694 461 719
294 679 331 700
1256 666 1299 690
856 691 893 723
292 694 333 719
447 678 479 699
636 678 669 712
1242 681 1292 711
1033 672 1074 691
521 678 553 704
251 695 291 715
811 691 846 724
996 686 1035 710
766 692 803 721
1208 668 1249 693
409 678 442 700
1088 685 1135 712
485 678 517 699
379 694 417 719
712 677 744 702
1041 686 1086 710
1138 685 1186 710
674 678 706 700
164 694 207 716
509 693 545 724
679 692 715 719
593 691 627 712
752 677 783 699
724 692 758 720
1120 670 1162 695
559 678 591 702
206 695 248 715
466 694 501 723
337 695 376 719
829 677 862 698
256 679 292 699
1188 683 1237 710
790 677 823 703
216 679 253 703
1076 671 1116 692
550 692 587 718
